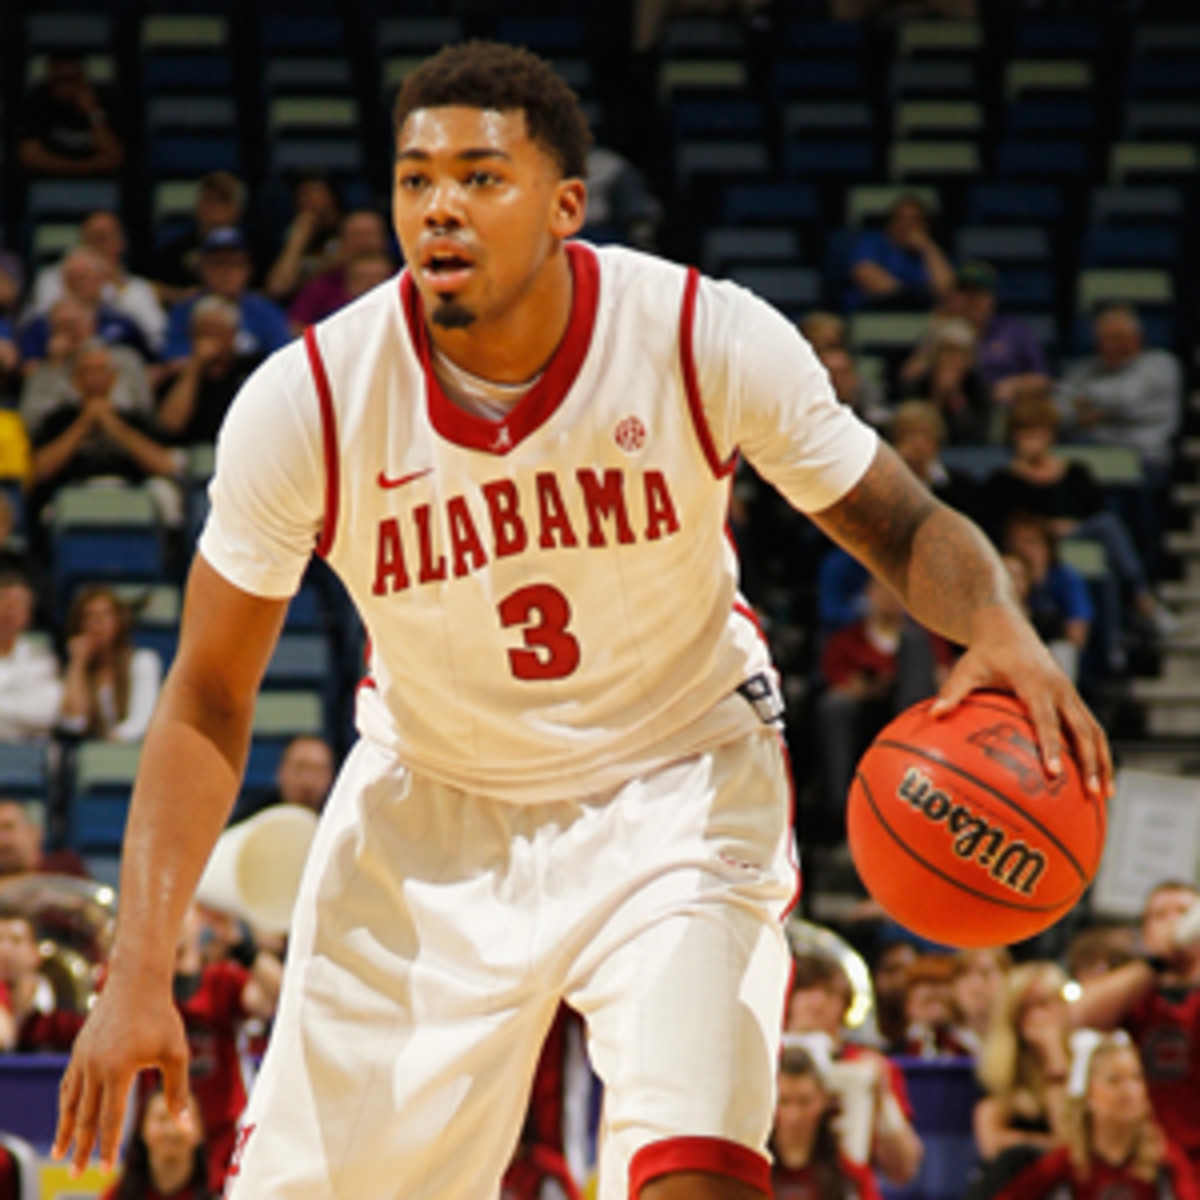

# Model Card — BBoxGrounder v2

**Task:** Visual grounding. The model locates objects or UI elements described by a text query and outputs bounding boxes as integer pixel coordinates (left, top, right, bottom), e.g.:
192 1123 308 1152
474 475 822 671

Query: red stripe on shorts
628 1136 770 1197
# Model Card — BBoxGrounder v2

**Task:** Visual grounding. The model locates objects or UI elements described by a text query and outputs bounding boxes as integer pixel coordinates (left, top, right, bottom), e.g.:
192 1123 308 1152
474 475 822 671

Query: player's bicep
168 555 290 720
808 440 939 586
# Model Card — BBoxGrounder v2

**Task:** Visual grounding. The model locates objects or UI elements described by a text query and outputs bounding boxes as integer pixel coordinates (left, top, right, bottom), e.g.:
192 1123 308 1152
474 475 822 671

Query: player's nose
422 180 466 228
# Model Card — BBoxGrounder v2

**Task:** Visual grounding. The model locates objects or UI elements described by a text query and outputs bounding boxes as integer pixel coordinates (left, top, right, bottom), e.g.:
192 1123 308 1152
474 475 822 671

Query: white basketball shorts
224 727 797 1198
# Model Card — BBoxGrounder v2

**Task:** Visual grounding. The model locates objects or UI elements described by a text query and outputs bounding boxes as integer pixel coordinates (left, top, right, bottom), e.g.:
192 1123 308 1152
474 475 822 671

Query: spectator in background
18 247 154 369
771 1043 883 1200
156 296 257 446
0 573 62 742
20 295 153 441
902 318 993 444
983 385 1176 643
1065 926 1135 986
993 1032 1198 1200
952 948 1013 1059
153 171 249 305
898 954 972 1059
162 229 290 367
16 52 124 178
234 734 334 823
265 171 345 304
102 1087 210 1200
845 193 956 312
819 345 891 430
29 212 167 354
58 585 162 743
1059 305 1182 494
1071 880 1200 1191
173 903 281 1194
0 903 85 1052
343 251 398 303
1003 512 1092 684
953 262 1049 407
817 576 947 836
287 210 394 329
974 961 1073 1168
872 942 918 1051
891 399 981 521
581 143 662 251
800 311 846 357
29 340 178 514
0 800 88 879
786 952 924 1186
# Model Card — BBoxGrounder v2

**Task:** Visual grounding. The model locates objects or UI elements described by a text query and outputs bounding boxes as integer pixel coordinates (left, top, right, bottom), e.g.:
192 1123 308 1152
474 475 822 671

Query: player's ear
549 179 587 239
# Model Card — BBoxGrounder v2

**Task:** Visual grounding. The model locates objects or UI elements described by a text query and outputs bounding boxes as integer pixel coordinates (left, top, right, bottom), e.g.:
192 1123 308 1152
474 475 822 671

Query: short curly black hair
393 41 592 180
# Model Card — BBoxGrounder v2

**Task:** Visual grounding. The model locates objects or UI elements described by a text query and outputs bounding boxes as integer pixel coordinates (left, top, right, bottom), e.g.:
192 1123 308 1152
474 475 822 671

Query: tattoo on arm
812 442 1014 643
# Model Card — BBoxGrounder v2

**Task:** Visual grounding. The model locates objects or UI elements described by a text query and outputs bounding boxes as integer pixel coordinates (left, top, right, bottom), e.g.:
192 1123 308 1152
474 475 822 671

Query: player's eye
397 173 428 192
465 170 500 187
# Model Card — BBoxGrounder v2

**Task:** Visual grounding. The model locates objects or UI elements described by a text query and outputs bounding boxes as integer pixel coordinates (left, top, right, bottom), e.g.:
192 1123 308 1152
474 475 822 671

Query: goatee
431 300 476 329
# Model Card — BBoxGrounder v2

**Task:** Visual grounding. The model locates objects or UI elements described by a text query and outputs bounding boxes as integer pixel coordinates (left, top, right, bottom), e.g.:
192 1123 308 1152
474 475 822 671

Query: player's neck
427 249 573 387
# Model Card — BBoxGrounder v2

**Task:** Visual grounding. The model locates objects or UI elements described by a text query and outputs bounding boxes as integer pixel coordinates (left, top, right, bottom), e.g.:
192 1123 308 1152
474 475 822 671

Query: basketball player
54 42 1111 1200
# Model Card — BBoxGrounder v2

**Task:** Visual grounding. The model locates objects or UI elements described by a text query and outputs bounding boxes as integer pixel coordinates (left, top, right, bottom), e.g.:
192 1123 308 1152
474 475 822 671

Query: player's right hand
52 980 191 1176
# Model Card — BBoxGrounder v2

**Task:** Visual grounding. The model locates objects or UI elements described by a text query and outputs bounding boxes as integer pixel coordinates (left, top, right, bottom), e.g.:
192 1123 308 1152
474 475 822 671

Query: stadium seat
782 101 872 140
1076 268 1174 313
848 312 931 353
845 184 939 226
701 228 801 276
1108 142 1199 183
895 101 983 138
726 266 821 316
146 134 240 179
1089 185 1184 225
996 139 1088 179
244 691 326 792
140 15 229 52
0 743 51 802
779 20 865 55
672 98 765 140
661 17 746 55
889 140 980 182
263 633 333 692
27 54 115 87
783 141 874 180
491 17 584 54
143 54 232 94
1060 445 1144 487
1126 62 1200 99
25 14 114 53
266 57 353 97
267 96 359 136
676 141 769 190
261 15 347 52
889 60 975 98
270 137 364 176
1081 226 1179 267
1133 22 1200 58
1124 101 1200 138
1005 100 1093 136
994 269 1055 309
722 182 820 226
967 183 1064 224
145 96 236 134
69 743 141 855
1012 20 1102 57
26 180 121 221
52 486 164 603
771 59 863 100
896 20 982 57
659 59 749 103
1005 60 1093 102
955 226 1050 265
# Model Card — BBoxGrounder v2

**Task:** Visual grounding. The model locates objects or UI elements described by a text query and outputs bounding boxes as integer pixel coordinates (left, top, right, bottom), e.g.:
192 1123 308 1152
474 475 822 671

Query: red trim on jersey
732 599 771 650
628 1137 770 1197
679 267 737 480
303 326 340 558
399 242 600 456
778 735 803 919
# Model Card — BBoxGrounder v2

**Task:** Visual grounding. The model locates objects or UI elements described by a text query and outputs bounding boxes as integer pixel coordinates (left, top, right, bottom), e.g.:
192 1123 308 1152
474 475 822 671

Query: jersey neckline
398 241 600 456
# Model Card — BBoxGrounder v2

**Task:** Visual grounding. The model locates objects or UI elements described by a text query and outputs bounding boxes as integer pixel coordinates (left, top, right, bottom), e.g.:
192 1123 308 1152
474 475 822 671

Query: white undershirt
431 347 541 423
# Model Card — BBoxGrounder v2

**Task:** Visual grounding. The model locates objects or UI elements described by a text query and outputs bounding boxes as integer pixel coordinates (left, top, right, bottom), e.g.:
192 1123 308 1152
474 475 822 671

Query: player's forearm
901 503 1024 647
1071 961 1154 1031
107 672 255 985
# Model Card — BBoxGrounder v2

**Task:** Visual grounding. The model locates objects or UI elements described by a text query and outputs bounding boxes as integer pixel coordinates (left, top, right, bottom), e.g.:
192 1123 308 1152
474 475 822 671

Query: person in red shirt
995 1032 1198 1200
171 904 281 1194
785 953 923 1186
1072 880 1200 1189
0 903 84 1050
103 1087 210 1200
770 1043 882 1200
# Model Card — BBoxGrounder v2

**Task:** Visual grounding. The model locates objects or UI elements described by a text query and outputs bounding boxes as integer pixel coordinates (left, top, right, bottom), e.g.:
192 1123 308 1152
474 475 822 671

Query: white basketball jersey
200 242 876 802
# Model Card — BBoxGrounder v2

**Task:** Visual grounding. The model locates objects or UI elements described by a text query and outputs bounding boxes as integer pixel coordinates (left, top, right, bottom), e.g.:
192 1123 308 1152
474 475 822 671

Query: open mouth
421 248 475 292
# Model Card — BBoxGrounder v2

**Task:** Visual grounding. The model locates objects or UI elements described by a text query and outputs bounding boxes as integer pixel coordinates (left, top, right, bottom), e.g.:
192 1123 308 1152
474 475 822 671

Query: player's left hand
929 604 1112 799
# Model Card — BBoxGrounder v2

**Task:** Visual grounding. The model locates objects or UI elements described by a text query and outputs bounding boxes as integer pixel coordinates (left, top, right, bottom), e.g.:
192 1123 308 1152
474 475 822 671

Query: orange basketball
846 691 1106 948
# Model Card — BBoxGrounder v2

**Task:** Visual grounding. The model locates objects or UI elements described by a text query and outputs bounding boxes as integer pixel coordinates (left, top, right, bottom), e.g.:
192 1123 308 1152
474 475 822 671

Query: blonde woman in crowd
952 947 1013 1058
974 962 1074 1162
993 1032 1198 1200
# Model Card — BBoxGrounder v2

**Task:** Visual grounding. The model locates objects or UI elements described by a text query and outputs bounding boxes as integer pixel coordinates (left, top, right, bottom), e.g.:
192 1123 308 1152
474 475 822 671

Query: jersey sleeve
198 344 325 599
690 277 878 513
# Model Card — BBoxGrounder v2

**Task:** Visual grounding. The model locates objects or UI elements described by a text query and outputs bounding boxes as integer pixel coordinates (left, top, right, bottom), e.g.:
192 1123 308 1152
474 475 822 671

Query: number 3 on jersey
498 584 581 680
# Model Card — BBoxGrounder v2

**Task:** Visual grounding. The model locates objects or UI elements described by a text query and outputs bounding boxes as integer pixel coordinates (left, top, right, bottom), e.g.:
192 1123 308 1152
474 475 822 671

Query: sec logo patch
614 416 646 452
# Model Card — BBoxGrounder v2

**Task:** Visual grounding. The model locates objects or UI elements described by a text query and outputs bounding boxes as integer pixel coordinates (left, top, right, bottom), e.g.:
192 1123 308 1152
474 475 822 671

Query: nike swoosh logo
377 468 433 490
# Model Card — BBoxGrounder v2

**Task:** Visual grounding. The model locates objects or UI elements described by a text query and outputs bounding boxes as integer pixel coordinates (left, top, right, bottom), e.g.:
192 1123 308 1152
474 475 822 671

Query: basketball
846 691 1106 949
